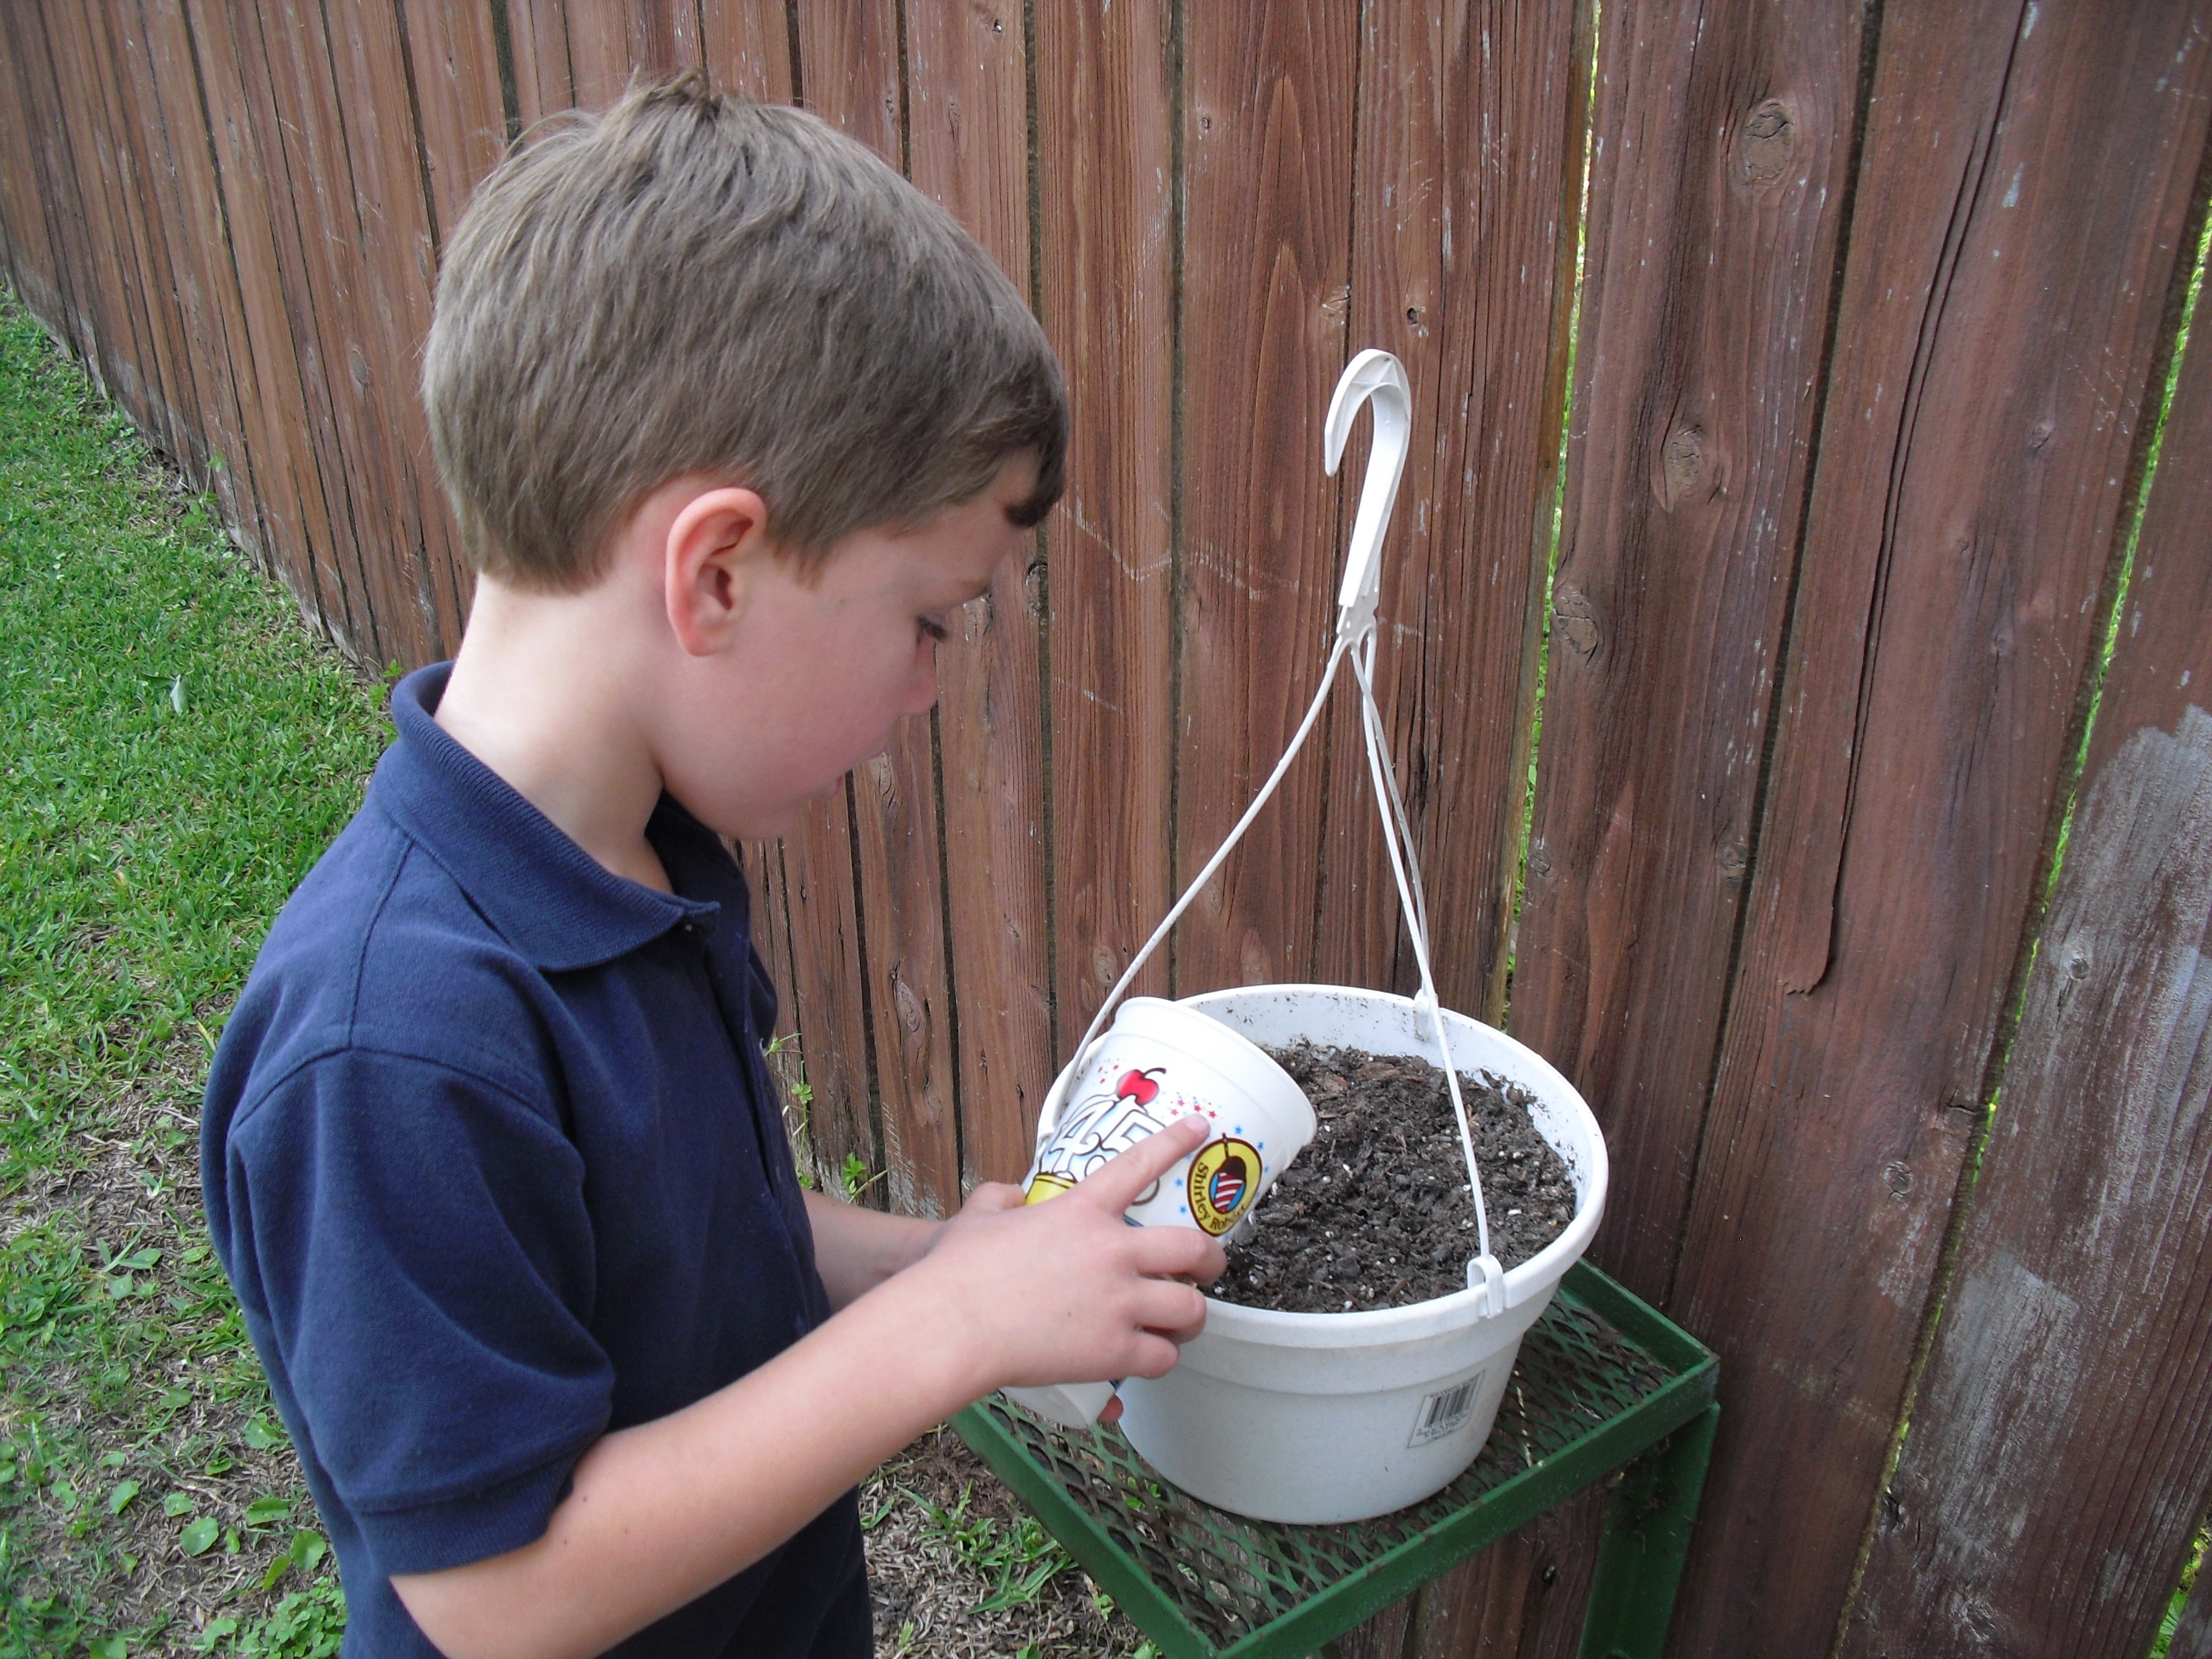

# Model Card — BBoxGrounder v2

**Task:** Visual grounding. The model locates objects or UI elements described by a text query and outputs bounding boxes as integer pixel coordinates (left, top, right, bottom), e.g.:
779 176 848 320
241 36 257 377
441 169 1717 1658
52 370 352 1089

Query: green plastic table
951 1261 1718 1659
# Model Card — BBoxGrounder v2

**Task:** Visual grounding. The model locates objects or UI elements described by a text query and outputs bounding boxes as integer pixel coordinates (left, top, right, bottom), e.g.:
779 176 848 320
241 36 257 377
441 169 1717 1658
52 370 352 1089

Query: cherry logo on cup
1186 1136 1263 1235
1116 1067 1164 1105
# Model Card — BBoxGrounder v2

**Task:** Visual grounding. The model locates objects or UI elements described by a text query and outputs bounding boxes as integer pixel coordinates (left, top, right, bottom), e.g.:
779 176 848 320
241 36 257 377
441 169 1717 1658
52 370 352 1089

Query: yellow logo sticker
1186 1137 1262 1235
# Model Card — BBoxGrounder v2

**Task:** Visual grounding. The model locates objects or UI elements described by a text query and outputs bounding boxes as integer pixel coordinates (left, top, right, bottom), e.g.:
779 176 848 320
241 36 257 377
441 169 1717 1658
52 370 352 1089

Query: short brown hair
422 75 1065 589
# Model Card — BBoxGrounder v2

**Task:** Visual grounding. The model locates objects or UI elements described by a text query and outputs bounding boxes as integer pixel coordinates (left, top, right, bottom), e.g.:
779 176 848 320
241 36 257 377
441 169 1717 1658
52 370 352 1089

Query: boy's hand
911 1115 1227 1398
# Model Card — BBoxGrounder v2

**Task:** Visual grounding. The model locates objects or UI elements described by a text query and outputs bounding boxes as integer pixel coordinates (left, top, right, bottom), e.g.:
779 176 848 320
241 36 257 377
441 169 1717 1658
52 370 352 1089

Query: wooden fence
3 2 2209 1654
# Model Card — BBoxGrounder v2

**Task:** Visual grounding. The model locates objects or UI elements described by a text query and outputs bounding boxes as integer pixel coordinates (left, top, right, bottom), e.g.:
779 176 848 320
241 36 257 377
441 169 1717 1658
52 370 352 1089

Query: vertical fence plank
2177 1561 2212 1659
844 718 957 1211
220 0 411 662
106 3 224 490
44 8 169 440
1316 0 1590 1030
769 2 903 1197
1406 1487 1608 1659
506 0 575 127
3 7 105 367
906 0 1053 1191
84 5 204 474
0 10 65 321
1666 5 2212 1655
396 0 511 242
255 0 442 666
1175 1 1360 995
1033 0 1177 1047
840 1 967 1216
126 1 259 540
181 0 354 639
1511 0 1866 1309
794 1 899 158
1843 266 2212 1658
695 0 794 103
323 0 475 658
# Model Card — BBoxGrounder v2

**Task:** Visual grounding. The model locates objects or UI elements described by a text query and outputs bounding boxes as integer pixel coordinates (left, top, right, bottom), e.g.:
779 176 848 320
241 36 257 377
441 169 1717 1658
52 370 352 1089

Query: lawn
0 293 1150 1659
0 291 386 1655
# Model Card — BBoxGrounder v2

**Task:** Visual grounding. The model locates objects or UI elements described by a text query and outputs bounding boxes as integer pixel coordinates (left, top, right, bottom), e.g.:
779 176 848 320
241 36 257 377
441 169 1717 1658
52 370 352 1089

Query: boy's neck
434 575 674 893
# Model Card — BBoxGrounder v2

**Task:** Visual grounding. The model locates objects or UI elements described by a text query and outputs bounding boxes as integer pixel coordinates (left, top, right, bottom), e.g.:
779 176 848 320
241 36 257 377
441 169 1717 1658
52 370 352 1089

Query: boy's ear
663 486 775 655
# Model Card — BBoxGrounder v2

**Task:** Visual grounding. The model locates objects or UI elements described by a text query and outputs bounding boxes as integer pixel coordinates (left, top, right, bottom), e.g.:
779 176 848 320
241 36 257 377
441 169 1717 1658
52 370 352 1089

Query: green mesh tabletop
952 1261 1718 1659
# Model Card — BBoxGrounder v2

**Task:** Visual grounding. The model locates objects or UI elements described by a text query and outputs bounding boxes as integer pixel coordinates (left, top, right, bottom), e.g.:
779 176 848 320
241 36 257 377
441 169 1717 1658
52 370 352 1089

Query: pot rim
1178 982 1609 1342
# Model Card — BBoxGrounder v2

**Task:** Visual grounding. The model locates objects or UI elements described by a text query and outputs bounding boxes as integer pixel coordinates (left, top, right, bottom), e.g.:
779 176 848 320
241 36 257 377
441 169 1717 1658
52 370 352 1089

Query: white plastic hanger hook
1323 349 1412 643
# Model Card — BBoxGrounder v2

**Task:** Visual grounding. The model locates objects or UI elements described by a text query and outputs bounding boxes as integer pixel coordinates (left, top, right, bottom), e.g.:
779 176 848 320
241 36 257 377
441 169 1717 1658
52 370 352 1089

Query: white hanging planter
1010 350 1607 1524
1116 985 1605 1524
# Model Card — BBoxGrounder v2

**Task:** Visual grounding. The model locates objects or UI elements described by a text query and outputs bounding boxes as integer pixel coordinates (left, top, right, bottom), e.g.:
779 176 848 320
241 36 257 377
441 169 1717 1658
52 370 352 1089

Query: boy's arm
390 1116 1221 1659
801 1189 941 1309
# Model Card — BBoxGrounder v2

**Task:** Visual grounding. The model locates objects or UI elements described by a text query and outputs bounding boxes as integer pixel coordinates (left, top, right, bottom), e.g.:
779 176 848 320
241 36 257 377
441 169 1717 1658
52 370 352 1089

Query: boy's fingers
1119 1331 1185 1381
1132 1279 1209 1343
1076 1114 1212 1211
1131 1225 1227 1284
960 1182 1027 1215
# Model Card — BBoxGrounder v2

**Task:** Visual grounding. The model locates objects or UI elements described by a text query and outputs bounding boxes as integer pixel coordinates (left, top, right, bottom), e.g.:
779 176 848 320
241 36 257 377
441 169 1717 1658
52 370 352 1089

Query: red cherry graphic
1116 1067 1165 1105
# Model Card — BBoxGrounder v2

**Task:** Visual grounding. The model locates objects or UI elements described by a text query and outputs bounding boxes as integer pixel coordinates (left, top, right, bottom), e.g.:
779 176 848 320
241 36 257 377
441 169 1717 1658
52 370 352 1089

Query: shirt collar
369 663 728 971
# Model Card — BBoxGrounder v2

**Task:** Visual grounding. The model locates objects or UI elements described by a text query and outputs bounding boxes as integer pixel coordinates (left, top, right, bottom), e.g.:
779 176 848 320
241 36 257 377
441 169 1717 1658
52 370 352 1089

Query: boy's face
657 455 1037 839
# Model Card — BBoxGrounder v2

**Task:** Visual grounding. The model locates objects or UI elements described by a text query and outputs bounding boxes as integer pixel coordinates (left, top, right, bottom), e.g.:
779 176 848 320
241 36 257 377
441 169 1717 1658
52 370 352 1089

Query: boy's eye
918 615 950 644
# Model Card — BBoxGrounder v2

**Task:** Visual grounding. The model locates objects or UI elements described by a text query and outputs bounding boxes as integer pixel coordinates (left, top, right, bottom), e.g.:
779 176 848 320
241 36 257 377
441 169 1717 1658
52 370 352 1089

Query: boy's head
421 75 1065 588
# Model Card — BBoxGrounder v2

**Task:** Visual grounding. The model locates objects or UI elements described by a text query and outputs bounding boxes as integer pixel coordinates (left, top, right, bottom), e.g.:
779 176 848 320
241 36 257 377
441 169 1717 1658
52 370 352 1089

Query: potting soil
1210 1041 1576 1313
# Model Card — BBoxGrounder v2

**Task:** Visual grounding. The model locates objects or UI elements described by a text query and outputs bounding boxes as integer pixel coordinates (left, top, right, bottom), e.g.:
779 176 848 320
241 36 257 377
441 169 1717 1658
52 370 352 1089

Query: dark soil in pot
1211 1041 1577 1314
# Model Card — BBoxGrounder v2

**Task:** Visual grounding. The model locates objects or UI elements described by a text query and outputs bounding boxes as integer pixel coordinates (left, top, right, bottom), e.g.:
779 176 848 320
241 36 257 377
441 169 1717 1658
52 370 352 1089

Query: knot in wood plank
1734 99 1795 189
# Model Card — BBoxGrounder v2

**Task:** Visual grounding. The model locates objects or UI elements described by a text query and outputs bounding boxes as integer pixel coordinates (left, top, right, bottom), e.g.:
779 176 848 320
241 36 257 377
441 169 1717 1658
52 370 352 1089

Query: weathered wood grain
2176 1553 2212 1659
260 0 451 666
695 0 794 103
563 1 642 110
173 0 361 646
1175 0 1360 996
1329 1595 1413 1659
393 0 510 243
1032 0 1176 1048
505 0 575 129
0 10 65 322
769 3 902 1199
101 4 223 489
829 0 967 1218
222 0 420 663
44 7 172 452
1315 0 1589 1024
84 5 204 474
127 0 261 540
850 733 960 1212
781 780 881 1199
1842 249 2212 1659
1404 1483 1608 1659
323 0 476 657
1665 5 2212 1655
905 0 1054 1191
793 0 898 159
7 4 105 368
1511 0 1866 1309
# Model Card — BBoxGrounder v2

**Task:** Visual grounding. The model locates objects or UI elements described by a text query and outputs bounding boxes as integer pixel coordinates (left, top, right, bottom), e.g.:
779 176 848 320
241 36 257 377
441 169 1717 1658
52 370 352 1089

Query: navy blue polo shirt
203 665 869 1658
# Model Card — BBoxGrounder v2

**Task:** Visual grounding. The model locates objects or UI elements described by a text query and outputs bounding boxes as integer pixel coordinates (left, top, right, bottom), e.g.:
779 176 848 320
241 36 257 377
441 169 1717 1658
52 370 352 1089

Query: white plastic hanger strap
1046 349 1506 1317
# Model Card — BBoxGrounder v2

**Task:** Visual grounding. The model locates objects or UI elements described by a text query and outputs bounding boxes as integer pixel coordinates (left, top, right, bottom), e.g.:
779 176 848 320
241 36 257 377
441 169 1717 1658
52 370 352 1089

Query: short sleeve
223 1048 612 1577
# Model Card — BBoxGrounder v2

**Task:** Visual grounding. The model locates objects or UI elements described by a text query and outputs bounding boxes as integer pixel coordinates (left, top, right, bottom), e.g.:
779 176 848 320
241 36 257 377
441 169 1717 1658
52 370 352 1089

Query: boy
201 77 1224 1659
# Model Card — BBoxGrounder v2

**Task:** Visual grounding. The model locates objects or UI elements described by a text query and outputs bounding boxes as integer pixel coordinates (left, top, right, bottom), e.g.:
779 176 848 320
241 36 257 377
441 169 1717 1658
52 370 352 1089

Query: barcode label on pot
1409 1372 1486 1447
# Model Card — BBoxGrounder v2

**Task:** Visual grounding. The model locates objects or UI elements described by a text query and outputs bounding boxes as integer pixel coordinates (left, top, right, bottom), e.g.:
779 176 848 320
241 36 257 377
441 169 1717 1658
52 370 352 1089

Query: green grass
0 291 387 1655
